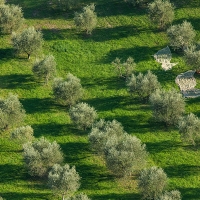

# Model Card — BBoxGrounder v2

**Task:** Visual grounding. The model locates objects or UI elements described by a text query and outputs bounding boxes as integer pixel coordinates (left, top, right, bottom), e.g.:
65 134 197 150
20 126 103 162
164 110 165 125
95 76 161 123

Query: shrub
157 190 181 200
149 88 185 126
48 163 80 200
11 125 34 144
105 133 147 177
138 166 168 199
0 0 5 5
167 21 196 51
88 119 126 155
184 45 200 71
12 26 43 59
112 57 136 78
148 0 174 29
178 113 200 146
53 73 83 106
127 70 160 100
0 4 24 34
74 4 97 35
0 93 26 130
23 137 63 177
32 55 56 84
69 102 97 130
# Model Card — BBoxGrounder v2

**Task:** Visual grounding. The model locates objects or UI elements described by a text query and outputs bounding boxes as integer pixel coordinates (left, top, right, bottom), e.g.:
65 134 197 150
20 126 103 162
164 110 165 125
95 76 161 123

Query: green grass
1 0 200 199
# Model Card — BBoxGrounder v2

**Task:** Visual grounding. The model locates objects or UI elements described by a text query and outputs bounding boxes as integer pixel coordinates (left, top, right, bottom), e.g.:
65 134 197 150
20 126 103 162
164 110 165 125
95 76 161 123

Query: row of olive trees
89 119 148 177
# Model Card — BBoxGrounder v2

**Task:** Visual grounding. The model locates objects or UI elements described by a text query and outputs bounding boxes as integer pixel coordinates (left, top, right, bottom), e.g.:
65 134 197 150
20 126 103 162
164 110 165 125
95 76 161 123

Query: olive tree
138 166 168 199
184 45 200 71
69 102 97 130
53 73 83 106
105 133 148 177
32 55 56 84
0 4 24 34
127 70 160 100
23 137 63 177
48 163 80 200
148 0 174 29
69 193 91 200
167 21 196 51
178 113 200 146
157 190 181 200
0 93 26 130
11 125 34 144
74 4 97 35
12 26 43 59
88 119 126 155
112 57 136 79
0 0 5 5
149 89 185 126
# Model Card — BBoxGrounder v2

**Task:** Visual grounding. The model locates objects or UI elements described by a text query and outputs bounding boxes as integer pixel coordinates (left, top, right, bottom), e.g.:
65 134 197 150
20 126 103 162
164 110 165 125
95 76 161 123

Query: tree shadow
145 140 182 154
1 192 50 200
20 97 60 114
0 48 14 60
172 0 200 8
0 164 26 183
179 187 200 200
164 164 200 178
0 74 38 90
103 46 162 64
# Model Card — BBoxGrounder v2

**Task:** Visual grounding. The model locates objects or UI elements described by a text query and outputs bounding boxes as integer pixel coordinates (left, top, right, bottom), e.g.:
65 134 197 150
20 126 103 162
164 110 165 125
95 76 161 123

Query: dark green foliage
178 113 200 146
112 57 136 79
138 166 168 199
23 137 63 177
52 73 83 106
127 70 160 100
48 163 80 200
149 88 185 125
184 45 200 71
0 4 24 34
11 125 34 144
69 102 97 130
52 0 80 10
74 4 97 35
148 0 174 29
124 0 149 7
32 55 56 84
167 21 196 51
12 26 43 59
0 93 26 130
157 190 181 200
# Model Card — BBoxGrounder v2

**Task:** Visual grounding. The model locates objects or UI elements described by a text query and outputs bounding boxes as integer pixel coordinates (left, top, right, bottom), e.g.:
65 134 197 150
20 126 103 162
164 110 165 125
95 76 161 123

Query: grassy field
1 0 200 199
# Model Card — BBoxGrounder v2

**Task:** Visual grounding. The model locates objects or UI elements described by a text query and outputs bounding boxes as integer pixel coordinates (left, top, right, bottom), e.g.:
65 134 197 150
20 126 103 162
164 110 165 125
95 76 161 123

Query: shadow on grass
0 164 26 183
0 48 13 60
179 187 200 200
0 74 37 90
60 141 115 190
1 192 50 200
146 140 182 154
104 46 162 64
91 192 140 200
20 97 60 114
164 164 200 178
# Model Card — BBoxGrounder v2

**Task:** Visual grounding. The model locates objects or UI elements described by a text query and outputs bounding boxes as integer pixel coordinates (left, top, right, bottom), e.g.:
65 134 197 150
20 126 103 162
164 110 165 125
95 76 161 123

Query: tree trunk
28 53 30 59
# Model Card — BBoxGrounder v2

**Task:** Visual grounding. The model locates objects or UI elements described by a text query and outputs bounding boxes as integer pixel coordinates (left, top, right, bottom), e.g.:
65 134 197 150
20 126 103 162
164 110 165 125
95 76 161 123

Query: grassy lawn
0 0 200 199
